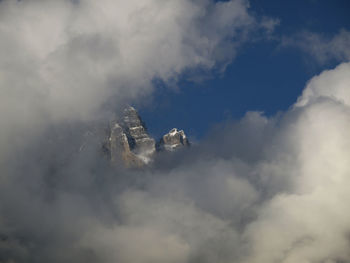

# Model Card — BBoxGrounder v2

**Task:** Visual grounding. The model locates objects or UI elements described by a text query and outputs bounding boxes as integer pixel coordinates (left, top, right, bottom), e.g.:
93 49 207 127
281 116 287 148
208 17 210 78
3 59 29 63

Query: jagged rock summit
104 106 189 167
157 128 190 151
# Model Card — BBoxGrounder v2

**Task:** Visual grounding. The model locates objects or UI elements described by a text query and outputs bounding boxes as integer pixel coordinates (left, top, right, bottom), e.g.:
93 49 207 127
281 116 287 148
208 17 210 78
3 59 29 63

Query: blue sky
139 0 350 139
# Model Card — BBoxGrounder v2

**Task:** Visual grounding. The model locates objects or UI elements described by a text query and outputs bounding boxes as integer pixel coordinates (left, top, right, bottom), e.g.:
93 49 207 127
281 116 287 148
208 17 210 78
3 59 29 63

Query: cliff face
109 121 144 167
104 106 189 167
121 107 156 163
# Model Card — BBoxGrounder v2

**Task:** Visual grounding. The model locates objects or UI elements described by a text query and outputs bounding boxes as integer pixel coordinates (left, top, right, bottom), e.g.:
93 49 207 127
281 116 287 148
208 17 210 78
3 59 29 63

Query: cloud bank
1 62 350 262
1 0 350 263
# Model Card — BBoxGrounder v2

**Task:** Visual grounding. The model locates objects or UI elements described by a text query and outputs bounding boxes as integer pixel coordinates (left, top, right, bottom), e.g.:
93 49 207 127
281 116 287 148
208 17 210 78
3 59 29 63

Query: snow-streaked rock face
121 106 156 163
157 128 190 151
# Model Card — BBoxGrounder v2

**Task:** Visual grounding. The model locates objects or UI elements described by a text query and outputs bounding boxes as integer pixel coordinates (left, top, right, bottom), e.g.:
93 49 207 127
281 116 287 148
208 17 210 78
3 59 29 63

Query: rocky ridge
104 106 190 167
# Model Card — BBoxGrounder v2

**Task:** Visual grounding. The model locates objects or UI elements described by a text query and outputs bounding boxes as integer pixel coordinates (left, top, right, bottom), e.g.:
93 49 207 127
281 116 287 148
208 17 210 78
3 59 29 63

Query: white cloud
282 30 350 64
0 0 257 121
296 62 350 107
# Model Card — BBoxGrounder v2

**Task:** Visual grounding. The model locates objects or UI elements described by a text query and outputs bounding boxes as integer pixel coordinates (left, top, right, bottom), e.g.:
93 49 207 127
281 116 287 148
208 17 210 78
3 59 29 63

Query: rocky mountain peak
104 106 190 167
157 128 190 151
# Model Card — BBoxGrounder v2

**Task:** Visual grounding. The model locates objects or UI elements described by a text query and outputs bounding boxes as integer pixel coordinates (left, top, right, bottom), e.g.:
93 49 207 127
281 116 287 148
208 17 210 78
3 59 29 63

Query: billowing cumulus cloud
0 0 263 150
241 64 350 263
1 0 350 263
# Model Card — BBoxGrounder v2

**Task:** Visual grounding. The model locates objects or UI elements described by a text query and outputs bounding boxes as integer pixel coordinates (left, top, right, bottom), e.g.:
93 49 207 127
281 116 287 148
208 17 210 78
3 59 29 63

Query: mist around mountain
0 0 350 263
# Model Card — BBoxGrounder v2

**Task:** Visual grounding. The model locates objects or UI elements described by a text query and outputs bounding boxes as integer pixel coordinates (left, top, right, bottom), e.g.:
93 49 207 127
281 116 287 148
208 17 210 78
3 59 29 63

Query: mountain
104 106 190 167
